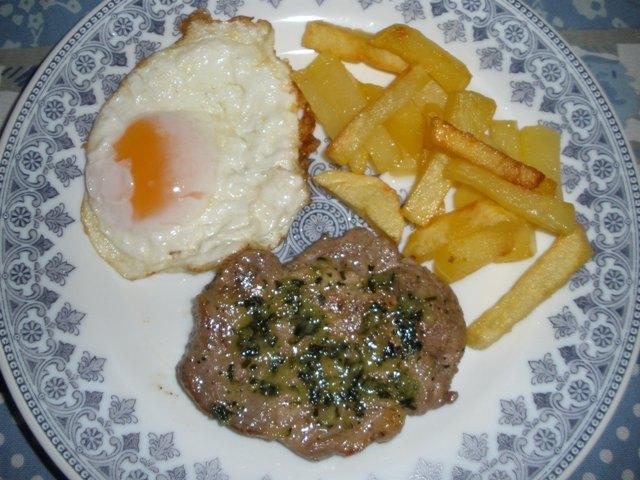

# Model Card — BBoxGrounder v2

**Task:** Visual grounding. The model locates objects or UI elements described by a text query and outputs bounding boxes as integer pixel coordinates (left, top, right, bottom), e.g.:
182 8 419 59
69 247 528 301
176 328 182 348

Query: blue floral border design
0 0 638 479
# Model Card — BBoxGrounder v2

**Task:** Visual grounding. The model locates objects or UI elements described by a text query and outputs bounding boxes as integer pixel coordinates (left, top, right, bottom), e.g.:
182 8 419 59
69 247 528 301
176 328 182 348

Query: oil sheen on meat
178 228 466 460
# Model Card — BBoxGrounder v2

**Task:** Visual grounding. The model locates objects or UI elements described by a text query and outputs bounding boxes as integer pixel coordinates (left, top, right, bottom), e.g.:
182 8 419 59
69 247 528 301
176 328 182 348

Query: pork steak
178 228 466 460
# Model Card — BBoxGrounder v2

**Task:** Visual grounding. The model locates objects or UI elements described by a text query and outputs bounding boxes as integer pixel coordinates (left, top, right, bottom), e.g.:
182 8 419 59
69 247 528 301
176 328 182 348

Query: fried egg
82 13 316 279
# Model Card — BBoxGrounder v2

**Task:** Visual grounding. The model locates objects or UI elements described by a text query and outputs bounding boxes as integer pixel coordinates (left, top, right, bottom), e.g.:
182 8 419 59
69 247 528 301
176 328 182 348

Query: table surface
0 0 639 479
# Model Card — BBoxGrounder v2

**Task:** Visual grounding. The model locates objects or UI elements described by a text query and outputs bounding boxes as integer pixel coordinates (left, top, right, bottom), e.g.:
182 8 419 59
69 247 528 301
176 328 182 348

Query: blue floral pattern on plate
0 0 637 479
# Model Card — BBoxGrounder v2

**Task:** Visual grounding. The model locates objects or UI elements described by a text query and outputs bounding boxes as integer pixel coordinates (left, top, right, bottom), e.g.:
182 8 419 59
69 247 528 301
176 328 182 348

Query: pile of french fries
294 21 592 350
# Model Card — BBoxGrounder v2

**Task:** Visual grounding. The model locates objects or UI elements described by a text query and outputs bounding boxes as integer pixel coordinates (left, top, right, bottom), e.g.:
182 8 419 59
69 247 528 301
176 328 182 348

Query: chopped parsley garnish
228 260 435 428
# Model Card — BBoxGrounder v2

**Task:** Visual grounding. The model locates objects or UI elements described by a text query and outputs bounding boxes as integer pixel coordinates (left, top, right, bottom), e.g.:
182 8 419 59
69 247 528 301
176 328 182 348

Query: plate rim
0 4 124 478
0 0 638 479
505 4 640 480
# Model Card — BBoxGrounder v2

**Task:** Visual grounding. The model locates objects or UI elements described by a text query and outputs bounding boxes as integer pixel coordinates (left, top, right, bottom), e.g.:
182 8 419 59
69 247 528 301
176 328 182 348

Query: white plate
0 0 638 479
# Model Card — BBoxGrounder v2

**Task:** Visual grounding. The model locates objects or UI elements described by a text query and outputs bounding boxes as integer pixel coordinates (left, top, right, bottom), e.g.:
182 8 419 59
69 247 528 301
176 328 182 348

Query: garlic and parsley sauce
209 257 437 430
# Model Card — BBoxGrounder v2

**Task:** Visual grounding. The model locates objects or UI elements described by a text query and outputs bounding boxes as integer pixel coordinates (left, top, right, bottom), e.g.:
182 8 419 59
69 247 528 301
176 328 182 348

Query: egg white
82 14 309 279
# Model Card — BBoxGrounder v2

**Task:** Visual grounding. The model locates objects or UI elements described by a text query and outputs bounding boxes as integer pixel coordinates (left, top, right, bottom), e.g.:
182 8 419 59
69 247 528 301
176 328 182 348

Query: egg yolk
114 118 175 220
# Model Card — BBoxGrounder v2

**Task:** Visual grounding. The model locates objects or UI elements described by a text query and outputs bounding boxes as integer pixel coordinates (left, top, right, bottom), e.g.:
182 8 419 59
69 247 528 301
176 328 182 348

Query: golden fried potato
363 46 410 75
533 178 559 197
354 81 421 174
467 227 592 349
490 120 520 159
358 82 384 103
497 221 536 262
292 54 365 140
433 221 528 282
402 153 451 226
365 126 421 174
385 101 425 158
430 117 544 189
328 65 430 166
314 171 404 241
413 79 448 110
520 125 562 196
453 184 485 209
404 199 516 261
443 159 576 235
370 24 471 92
422 103 445 152
444 90 496 138
355 82 420 174
348 151 368 174
302 21 408 73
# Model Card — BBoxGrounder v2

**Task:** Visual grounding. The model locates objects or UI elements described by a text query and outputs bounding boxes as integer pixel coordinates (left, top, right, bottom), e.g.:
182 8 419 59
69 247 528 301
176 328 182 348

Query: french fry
292 54 366 140
302 21 408 74
303 21 369 56
402 153 452 226
328 65 431 166
433 222 526 282
453 184 485 208
520 125 562 197
292 54 372 173
453 181 550 218
348 152 368 174
490 120 520 159
443 159 577 234
430 117 545 189
354 81 421 174
363 46 410 75
314 171 404 241
356 82 420 173
533 178 559 197
413 79 448 110
467 227 592 349
404 199 516 261
370 24 471 93
519 125 561 183
385 101 425 158
497 221 536 262
358 82 384 103
365 126 403 172
366 126 420 174
422 103 445 152
444 90 496 138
